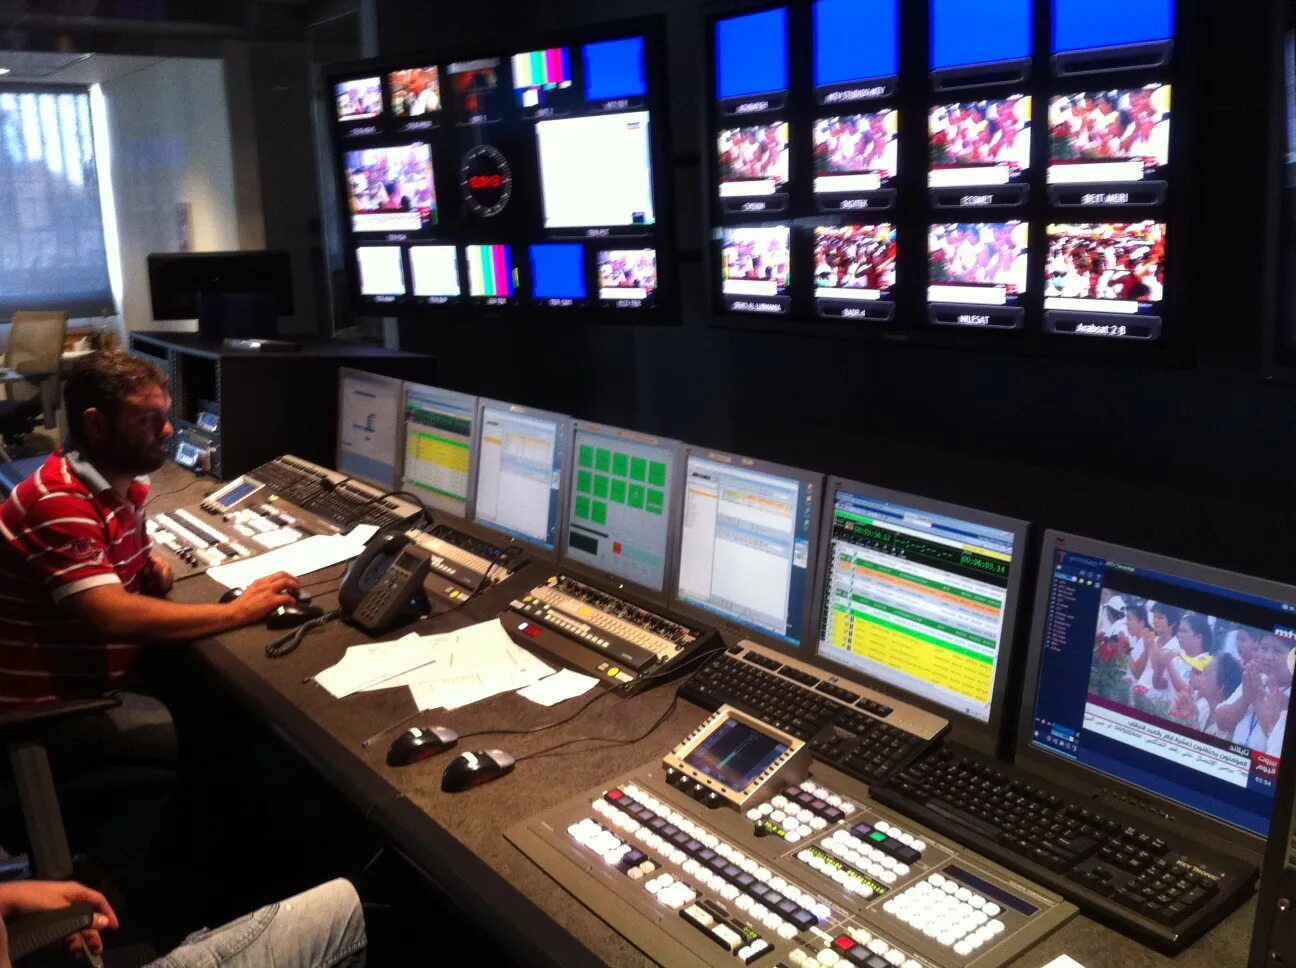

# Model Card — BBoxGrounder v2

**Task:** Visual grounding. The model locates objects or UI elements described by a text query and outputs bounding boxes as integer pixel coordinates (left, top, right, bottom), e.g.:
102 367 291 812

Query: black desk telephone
339 529 432 632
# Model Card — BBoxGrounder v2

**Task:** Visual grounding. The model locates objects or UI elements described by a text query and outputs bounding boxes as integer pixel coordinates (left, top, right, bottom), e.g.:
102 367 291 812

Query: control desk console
508 708 1075 968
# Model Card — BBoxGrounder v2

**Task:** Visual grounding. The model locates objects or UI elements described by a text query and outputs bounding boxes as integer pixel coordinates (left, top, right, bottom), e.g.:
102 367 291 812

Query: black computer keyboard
871 746 1257 953
680 651 933 783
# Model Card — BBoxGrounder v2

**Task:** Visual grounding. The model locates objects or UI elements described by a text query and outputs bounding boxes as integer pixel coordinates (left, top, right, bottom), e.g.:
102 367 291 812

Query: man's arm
64 572 301 641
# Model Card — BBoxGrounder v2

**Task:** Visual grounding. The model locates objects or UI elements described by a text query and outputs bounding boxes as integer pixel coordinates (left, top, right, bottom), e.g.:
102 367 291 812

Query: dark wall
374 0 1296 585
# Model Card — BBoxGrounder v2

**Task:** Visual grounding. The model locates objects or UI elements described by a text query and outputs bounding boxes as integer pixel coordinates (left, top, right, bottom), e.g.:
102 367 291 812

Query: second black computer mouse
441 749 516 792
386 726 459 766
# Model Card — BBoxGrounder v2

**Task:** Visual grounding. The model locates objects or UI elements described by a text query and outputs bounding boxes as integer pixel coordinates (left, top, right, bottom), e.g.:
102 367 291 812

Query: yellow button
524 595 534 603
607 667 620 678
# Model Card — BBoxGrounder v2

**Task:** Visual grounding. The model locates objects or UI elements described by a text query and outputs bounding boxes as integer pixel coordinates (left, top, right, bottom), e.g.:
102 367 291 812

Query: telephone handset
339 528 432 633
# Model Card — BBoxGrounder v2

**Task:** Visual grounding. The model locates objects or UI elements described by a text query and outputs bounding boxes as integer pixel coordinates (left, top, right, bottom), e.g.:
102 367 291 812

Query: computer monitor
810 478 1030 751
673 448 821 648
336 368 404 491
563 422 680 597
147 250 293 340
715 7 789 112
814 0 900 99
1019 531 1296 838
535 111 656 229
472 399 572 552
401 384 478 518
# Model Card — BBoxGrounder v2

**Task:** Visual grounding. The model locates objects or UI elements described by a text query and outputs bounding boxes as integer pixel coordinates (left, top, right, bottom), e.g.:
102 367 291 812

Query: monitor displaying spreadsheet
472 400 571 551
674 450 821 647
812 480 1028 727
401 383 477 517
563 423 679 595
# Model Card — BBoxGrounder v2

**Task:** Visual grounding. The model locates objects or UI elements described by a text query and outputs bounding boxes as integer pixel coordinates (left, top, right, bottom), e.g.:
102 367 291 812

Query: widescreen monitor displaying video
344 144 437 233
929 96 1031 202
465 244 515 300
719 123 790 200
389 67 441 119
512 46 573 109
1048 85 1171 191
1044 222 1166 340
536 112 655 229
449 57 505 124
1029 531 1296 837
813 224 896 321
597 249 657 307
929 222 1029 329
721 226 791 315
530 243 588 304
408 245 461 301
335 77 382 123
814 113 897 197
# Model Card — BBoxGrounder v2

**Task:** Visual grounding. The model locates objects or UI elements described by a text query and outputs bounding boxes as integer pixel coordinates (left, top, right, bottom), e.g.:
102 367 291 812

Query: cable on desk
515 690 683 764
266 609 340 658
145 476 212 507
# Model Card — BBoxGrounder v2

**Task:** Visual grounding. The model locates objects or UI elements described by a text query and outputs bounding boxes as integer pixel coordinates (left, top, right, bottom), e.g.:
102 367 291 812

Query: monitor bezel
808 476 1032 757
1015 529 1296 849
399 382 480 521
334 367 405 491
559 420 685 606
669 445 825 653
1264 0 1296 384
470 397 573 558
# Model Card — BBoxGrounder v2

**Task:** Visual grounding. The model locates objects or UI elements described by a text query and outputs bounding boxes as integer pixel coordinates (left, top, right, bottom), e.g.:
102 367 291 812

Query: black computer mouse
386 726 459 767
219 587 243 604
441 749 516 792
266 601 324 630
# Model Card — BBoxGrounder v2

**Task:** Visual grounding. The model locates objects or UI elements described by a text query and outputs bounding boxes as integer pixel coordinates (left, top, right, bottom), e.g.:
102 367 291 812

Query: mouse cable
266 608 340 658
515 690 682 764
360 680 620 751
145 476 212 508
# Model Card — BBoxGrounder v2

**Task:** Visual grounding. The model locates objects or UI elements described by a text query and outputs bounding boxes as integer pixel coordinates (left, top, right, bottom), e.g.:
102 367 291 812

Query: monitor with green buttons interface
564 421 680 596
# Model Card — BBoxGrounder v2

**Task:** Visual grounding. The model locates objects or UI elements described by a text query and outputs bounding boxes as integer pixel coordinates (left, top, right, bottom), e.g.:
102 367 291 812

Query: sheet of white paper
517 668 599 706
313 632 438 699
1041 957 1088 968
207 524 379 589
409 662 553 711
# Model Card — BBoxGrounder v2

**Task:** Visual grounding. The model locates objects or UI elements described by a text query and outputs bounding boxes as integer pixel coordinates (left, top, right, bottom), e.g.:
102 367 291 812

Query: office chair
0 312 68 461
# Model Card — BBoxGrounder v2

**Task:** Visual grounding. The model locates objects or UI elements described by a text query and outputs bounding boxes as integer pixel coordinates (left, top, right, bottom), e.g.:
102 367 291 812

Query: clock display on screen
459 144 513 218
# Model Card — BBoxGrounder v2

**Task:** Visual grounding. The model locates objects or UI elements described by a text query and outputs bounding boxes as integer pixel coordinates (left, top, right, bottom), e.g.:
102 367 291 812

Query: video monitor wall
705 0 1184 351
327 21 671 321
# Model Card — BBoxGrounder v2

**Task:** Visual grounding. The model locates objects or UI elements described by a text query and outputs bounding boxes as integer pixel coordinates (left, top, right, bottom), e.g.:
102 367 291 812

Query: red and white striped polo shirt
0 448 152 706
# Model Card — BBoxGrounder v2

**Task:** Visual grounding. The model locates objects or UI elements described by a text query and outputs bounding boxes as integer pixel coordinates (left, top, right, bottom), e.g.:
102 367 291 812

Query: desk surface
154 467 1259 968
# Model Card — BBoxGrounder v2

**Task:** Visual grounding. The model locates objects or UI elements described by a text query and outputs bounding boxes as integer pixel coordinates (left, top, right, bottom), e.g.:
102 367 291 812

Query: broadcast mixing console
149 454 423 575
501 574 717 691
508 707 1075 968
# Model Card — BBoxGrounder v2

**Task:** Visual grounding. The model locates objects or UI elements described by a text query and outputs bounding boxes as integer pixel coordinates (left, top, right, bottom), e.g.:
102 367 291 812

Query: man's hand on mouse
140 555 174 597
228 572 301 624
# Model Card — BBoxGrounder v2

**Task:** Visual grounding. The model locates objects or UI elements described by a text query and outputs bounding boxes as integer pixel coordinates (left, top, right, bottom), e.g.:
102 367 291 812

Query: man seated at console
0 351 299 734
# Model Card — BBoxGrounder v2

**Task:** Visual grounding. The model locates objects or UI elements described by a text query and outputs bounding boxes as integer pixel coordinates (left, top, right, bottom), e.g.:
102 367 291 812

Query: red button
833 936 854 951
613 541 623 554
526 626 542 638
608 789 623 800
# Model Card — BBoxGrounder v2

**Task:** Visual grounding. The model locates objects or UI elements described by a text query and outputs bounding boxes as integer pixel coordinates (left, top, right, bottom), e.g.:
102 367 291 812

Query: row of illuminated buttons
745 800 829 842
608 787 832 928
883 874 1006 957
822 830 913 883
788 928 920 968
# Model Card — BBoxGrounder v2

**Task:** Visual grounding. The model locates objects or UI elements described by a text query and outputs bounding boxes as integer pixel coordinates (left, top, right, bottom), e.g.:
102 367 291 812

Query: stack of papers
208 524 379 589
312 619 565 711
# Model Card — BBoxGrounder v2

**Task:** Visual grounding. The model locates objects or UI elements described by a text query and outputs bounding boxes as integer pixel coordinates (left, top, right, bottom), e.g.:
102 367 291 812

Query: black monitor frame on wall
1265 0 1296 384
323 16 676 326
701 0 1200 367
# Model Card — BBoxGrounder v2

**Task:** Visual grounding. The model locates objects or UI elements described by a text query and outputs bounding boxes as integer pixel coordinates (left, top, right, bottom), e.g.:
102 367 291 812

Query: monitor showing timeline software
472 400 572 552
336 368 404 490
674 449 821 647
563 423 679 596
401 384 477 517
812 480 1029 736
1024 532 1296 838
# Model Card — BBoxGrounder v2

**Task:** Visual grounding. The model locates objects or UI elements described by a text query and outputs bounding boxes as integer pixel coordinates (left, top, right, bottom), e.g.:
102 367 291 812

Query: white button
789 952 809 967
983 903 1001 917
894 863 910 877
942 882 958 895
720 884 739 901
786 831 803 844
969 895 985 909
899 833 915 847
886 953 905 967
762 913 783 932
937 932 958 947
750 904 768 921
773 795 789 808
903 962 922 968
811 817 828 830
627 867 644 881
758 804 775 817
813 903 831 921
771 810 787 824
842 802 856 816
955 887 972 902
645 879 663 895
756 867 773 882
798 808 814 823
797 850 814 863
989 919 1005 935
741 858 759 874
929 873 945 886
954 942 972 957
778 923 798 940
827 794 843 807
746 809 763 821
833 870 852 887
868 939 890 955
816 951 841 966
736 895 753 912
637 862 655 875
682 859 699 875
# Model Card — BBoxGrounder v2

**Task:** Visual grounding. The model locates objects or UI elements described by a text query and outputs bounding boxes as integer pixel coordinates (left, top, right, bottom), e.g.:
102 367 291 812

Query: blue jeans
146 879 366 968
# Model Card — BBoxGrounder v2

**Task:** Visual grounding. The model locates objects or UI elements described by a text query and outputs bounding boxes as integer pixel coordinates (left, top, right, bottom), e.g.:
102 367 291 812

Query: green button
610 479 627 504
648 461 667 487
612 452 629 476
576 470 592 495
870 831 887 842
574 496 591 520
593 475 609 499
595 448 611 472
578 445 594 468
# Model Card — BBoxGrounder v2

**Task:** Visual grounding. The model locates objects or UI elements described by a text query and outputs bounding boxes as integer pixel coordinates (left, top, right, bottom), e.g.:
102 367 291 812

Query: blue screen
930 0 1032 71
584 37 648 101
1053 0 1174 54
716 8 789 100
815 0 900 86
530 244 587 300
1031 545 1296 837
